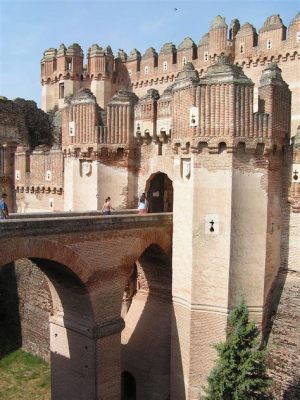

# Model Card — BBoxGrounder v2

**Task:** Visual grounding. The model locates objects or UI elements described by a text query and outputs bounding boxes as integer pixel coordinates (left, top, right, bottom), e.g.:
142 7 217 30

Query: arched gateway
146 172 173 213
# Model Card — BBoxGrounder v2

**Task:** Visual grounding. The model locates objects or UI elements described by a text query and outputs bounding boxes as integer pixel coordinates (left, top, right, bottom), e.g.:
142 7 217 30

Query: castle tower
61 88 103 211
158 42 177 75
177 38 197 69
288 11 300 46
41 48 57 111
125 48 141 83
209 15 228 54
41 43 84 112
234 22 258 59
87 44 114 109
258 15 287 51
170 58 291 399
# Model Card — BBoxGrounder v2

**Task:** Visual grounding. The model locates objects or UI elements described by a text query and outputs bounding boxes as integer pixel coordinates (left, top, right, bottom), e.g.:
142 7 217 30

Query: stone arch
121 243 172 399
145 171 173 213
0 245 97 399
0 237 93 284
122 370 136 399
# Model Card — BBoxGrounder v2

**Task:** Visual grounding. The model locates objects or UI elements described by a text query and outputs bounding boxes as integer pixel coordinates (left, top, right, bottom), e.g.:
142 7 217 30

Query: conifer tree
205 299 273 400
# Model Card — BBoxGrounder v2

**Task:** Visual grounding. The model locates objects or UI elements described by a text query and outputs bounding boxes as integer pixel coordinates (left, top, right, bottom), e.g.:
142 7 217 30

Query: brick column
50 314 124 400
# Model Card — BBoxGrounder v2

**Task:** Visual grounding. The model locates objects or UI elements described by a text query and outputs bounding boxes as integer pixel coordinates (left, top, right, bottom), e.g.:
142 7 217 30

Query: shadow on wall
121 244 185 400
32 258 97 400
0 263 22 357
262 144 299 399
283 377 300 400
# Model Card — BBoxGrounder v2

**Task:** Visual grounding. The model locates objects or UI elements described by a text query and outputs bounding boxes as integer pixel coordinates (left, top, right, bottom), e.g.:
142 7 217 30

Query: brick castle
0 12 300 399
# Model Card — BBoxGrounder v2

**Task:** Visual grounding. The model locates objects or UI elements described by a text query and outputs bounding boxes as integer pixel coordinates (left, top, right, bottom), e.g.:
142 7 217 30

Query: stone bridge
0 212 173 399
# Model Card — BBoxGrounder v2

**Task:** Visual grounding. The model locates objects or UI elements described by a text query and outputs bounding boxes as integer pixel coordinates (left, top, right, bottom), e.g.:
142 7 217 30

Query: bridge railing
0 212 173 238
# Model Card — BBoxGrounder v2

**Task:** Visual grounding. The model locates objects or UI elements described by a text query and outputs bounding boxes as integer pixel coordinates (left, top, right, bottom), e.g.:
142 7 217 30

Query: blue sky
0 0 298 107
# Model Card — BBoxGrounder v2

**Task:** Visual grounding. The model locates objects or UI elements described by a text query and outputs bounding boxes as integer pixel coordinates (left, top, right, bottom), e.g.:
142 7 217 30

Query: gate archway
145 172 173 213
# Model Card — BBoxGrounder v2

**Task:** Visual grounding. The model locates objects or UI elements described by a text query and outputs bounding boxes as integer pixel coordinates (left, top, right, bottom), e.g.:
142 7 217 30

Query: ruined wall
0 259 52 361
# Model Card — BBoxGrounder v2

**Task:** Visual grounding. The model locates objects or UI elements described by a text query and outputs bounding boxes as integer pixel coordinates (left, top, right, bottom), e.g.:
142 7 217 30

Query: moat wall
0 259 52 361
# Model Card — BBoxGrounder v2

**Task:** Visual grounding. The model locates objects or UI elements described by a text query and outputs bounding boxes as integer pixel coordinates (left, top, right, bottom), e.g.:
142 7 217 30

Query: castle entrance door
146 172 173 213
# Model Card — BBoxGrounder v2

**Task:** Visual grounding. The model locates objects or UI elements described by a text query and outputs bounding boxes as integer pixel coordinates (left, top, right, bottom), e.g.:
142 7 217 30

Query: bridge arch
121 243 172 399
0 237 93 284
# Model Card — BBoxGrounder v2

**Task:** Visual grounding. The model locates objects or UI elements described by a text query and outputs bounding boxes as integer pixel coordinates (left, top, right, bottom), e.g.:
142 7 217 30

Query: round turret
210 15 227 29
178 37 195 51
66 43 83 57
201 55 251 84
57 43 67 57
259 14 285 32
142 47 158 59
88 44 104 57
289 11 300 26
259 62 287 87
198 33 209 46
128 49 141 61
159 42 176 54
42 48 57 61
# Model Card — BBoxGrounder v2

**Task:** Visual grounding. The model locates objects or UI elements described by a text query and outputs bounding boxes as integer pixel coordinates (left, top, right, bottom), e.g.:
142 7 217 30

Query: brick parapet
0 212 172 238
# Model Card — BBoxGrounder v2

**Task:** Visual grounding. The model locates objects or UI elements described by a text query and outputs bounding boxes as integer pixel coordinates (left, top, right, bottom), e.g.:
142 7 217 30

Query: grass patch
0 349 50 399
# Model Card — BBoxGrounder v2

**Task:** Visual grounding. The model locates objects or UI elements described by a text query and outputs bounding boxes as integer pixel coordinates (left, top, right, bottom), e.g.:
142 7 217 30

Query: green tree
205 299 273 400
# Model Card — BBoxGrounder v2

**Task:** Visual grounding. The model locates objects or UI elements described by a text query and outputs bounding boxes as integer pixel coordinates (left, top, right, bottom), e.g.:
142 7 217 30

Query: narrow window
163 61 168 71
204 52 209 62
144 66 149 75
15 170 21 180
46 170 52 181
267 39 272 49
65 58 72 70
25 152 30 172
240 43 244 54
59 83 64 99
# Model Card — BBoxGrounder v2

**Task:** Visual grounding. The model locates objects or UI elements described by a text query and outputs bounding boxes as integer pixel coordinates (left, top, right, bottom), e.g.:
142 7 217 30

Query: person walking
101 196 114 215
0 193 9 219
138 193 148 215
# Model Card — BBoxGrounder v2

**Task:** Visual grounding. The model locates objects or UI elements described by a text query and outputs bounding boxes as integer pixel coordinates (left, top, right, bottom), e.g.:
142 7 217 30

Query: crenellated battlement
40 12 300 118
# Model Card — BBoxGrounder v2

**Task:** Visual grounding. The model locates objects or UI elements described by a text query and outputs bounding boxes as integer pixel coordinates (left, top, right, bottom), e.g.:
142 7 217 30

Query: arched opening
146 172 173 213
122 371 136 400
0 256 95 399
122 244 172 399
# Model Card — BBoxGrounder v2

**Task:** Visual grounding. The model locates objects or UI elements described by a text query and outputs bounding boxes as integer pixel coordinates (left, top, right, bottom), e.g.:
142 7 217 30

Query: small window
144 66 149 75
16 170 21 180
25 152 30 172
267 39 272 50
65 58 72 70
49 198 54 209
240 43 244 54
204 52 209 62
128 69 132 78
59 83 64 99
69 121 75 136
297 32 300 43
182 56 187 66
163 61 168 71
46 170 52 181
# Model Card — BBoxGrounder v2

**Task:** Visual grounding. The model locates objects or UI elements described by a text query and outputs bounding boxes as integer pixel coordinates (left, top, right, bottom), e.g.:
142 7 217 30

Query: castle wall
0 259 52 361
15 147 64 212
